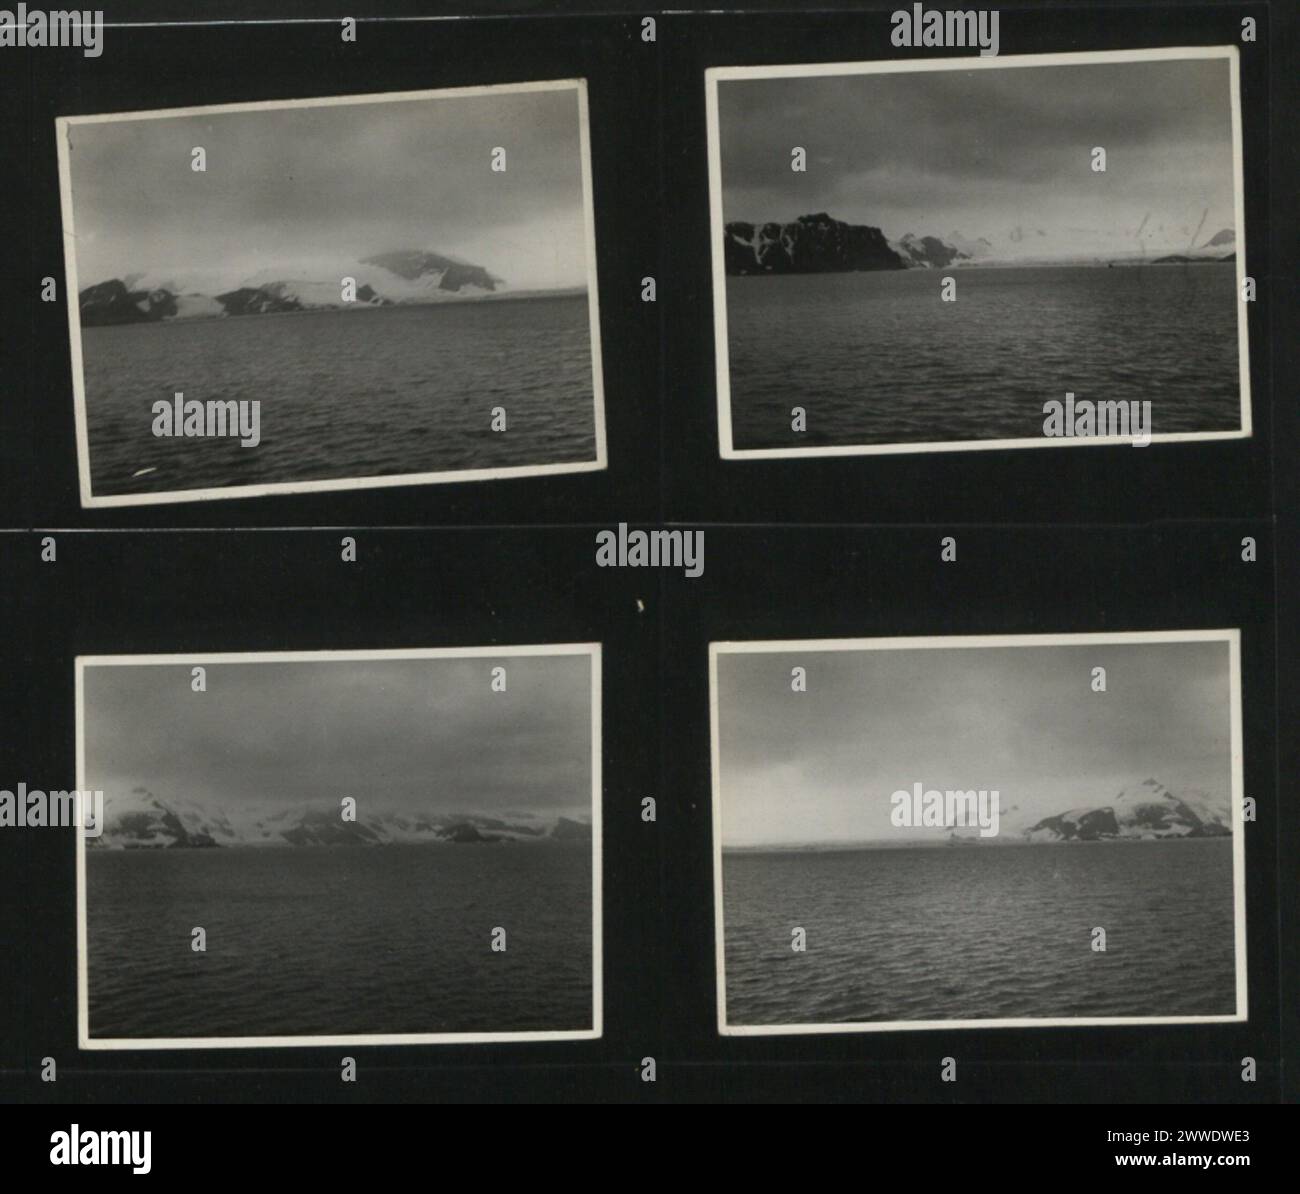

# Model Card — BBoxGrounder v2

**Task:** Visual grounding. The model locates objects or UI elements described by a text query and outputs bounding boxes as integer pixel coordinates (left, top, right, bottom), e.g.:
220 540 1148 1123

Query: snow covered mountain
944 230 995 261
79 249 506 327
88 787 591 849
888 232 973 269
1022 778 1231 842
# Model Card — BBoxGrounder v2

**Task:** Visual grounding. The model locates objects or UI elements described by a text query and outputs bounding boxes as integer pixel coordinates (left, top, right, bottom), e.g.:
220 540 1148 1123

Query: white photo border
708 628 1247 1035
705 47 1252 459
75 642 603 1049
57 79 608 507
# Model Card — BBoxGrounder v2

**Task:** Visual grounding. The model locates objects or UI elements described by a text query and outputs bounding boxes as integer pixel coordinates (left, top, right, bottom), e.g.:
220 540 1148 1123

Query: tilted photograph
76 646 602 1047
707 48 1249 457
57 81 605 506
710 631 1245 1033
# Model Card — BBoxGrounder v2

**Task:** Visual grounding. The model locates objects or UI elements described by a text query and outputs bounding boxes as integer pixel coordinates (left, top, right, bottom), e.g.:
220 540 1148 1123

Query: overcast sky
716 640 1232 847
66 86 589 292
717 56 1236 259
83 655 593 817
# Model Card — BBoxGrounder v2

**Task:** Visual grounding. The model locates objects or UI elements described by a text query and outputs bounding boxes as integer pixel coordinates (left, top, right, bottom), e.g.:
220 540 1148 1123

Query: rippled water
86 844 594 1038
725 265 1242 447
80 295 597 496
722 839 1237 1025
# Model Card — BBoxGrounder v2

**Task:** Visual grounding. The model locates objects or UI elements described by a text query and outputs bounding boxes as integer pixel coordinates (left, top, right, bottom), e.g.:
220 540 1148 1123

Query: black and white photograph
710 631 1246 1033
707 48 1250 457
75 646 601 1048
57 81 605 506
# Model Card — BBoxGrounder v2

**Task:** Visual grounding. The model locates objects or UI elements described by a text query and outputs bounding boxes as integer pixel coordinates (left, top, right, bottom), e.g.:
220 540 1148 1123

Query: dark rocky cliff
724 212 906 275
79 279 177 326
1026 807 1122 842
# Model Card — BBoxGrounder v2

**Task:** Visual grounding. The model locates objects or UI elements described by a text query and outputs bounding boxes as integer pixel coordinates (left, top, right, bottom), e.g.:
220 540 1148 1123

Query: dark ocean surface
725 264 1242 448
86 843 594 1038
722 839 1238 1025
80 295 597 496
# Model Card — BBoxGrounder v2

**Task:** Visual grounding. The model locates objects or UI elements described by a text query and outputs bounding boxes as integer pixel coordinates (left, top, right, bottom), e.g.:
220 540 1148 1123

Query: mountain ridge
724 777 1232 850
88 787 592 849
724 212 906 274
78 249 511 328
723 213 1240 273
1019 777 1231 842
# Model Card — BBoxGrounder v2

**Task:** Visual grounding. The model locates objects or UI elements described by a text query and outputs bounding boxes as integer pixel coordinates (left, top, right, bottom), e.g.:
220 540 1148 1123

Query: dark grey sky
717 56 1236 259
66 85 589 292
716 640 1232 847
83 655 593 817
